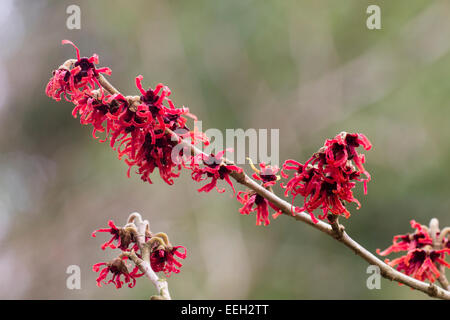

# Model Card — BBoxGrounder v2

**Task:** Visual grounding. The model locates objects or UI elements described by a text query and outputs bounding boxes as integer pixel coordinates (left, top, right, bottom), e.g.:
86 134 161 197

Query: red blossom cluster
377 220 450 283
46 40 249 195
281 132 372 223
92 219 187 289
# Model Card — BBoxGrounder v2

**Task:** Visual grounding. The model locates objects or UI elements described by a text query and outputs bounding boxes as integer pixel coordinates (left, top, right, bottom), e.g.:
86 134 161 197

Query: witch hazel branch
46 40 450 300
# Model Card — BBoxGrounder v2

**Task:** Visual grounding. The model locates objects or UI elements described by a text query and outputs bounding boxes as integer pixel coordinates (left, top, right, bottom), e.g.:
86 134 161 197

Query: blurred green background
0 0 449 299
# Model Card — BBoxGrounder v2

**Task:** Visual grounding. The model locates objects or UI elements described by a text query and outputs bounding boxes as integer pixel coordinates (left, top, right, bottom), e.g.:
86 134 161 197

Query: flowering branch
46 41 450 300
96 73 450 300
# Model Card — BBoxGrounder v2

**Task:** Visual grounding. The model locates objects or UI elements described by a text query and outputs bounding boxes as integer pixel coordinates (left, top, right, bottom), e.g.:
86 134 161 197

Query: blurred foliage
0 0 449 299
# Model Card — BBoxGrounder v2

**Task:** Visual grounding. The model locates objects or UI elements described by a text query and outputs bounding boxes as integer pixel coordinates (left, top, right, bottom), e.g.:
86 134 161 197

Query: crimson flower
387 249 450 283
248 159 280 188
46 40 111 102
124 131 183 185
135 75 192 133
93 257 143 289
92 220 137 251
237 190 281 226
378 220 450 283
281 132 372 223
190 149 242 194
236 160 281 226
322 132 372 193
45 68 74 102
72 94 120 141
376 220 433 256
109 76 197 185
150 246 187 277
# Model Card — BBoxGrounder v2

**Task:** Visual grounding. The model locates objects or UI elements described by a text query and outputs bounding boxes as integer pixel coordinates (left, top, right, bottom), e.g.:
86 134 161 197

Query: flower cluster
46 40 203 186
189 149 243 194
146 232 188 277
377 220 450 283
93 257 143 289
92 217 187 289
46 40 253 197
281 132 372 223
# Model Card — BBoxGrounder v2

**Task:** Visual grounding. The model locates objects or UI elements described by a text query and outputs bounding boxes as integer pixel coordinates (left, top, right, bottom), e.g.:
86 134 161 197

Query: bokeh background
0 0 449 299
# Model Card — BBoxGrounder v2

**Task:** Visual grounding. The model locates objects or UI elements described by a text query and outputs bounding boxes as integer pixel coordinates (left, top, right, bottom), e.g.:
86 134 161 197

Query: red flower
92 220 137 251
124 131 183 185
72 94 119 141
46 40 111 102
237 190 281 226
281 132 371 223
109 76 197 185
93 257 143 289
378 220 450 283
236 159 281 226
45 68 74 102
248 159 280 188
387 248 450 283
135 75 191 133
376 220 433 256
190 149 242 194
150 246 187 277
322 132 372 193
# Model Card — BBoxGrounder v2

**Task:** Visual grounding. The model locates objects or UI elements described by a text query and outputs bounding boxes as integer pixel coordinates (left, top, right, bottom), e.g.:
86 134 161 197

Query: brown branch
98 74 120 95
94 72 450 299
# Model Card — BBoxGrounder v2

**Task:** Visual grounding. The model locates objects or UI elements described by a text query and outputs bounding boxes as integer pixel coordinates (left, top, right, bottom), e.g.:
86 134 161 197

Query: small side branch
430 219 450 291
124 212 171 300
121 249 171 300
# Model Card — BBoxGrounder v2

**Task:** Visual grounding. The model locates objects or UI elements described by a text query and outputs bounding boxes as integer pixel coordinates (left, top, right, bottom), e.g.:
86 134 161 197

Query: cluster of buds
92 213 186 289
281 132 372 223
377 219 450 284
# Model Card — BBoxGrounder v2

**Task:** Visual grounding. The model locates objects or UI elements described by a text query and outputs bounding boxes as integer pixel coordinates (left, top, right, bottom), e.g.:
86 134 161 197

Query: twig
124 212 171 300
93 72 450 299
429 219 450 291
98 74 120 95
